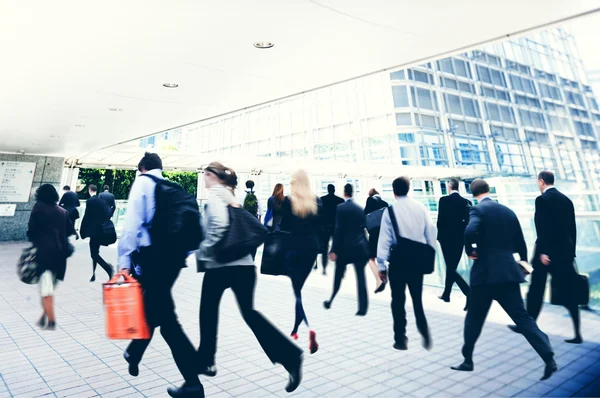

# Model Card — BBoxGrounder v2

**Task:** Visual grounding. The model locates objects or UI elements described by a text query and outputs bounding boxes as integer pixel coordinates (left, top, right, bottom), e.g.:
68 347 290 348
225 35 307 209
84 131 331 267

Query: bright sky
570 13 600 77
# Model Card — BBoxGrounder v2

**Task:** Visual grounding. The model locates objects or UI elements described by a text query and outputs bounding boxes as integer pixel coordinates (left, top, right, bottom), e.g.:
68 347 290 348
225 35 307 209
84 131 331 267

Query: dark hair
368 188 379 197
89 184 98 193
327 184 335 194
470 179 490 197
246 180 255 190
538 170 555 185
103 185 109 191
344 183 354 197
272 183 284 205
449 178 460 191
138 152 163 172
206 161 238 190
36 184 59 204
63 185 71 191
392 176 410 197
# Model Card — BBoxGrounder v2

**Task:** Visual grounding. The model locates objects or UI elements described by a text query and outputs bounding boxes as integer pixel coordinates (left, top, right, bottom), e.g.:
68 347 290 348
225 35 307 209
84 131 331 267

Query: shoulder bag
387 206 435 274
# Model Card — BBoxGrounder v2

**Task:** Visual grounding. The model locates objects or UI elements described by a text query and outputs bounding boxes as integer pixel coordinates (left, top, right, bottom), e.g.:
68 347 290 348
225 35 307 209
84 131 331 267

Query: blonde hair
289 169 317 218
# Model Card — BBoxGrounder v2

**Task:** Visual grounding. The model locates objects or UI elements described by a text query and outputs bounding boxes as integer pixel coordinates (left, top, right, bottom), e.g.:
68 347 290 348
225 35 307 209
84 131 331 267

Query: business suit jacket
534 188 576 266
80 196 110 239
320 193 344 229
59 190 81 220
331 199 369 260
99 191 116 217
364 195 388 216
437 193 471 244
465 198 527 286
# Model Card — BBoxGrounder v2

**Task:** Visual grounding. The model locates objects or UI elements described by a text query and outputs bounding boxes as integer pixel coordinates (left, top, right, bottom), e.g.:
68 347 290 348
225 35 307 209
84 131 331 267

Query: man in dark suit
324 184 369 316
80 184 114 282
317 184 344 274
509 171 582 344
437 178 471 308
59 185 81 239
99 185 116 218
451 179 556 381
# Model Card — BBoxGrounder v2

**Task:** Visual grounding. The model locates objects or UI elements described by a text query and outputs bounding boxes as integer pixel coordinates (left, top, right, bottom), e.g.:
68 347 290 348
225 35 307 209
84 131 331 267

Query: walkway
1 241 600 397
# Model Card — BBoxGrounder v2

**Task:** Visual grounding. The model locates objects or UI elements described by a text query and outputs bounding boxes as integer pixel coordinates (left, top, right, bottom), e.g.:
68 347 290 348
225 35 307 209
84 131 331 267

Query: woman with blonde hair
197 162 304 393
280 170 322 353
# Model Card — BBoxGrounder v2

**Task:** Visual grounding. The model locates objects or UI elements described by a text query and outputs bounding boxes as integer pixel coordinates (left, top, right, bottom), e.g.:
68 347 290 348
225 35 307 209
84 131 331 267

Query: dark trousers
389 266 429 343
527 265 581 337
463 283 554 364
286 250 318 334
198 266 302 368
328 255 369 313
317 228 333 271
440 241 470 299
89 238 113 277
126 264 200 385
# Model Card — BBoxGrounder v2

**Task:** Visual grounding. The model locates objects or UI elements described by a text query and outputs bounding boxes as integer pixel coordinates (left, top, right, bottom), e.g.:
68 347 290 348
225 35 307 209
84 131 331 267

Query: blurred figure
197 162 303 394
317 184 344 274
437 178 471 309
80 184 114 282
325 184 369 316
242 179 262 259
452 179 556 381
281 170 322 353
99 185 116 218
119 153 203 398
59 185 80 239
266 183 285 231
364 188 389 293
509 171 582 344
28 184 75 330
377 177 435 351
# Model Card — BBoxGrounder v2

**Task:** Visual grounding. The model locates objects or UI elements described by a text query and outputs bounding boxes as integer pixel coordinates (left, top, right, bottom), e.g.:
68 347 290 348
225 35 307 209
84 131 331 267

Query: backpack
141 174 202 254
243 191 259 217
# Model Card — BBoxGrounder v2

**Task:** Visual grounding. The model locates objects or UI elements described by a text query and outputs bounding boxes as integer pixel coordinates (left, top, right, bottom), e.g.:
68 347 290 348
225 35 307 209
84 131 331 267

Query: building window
481 85 510 101
542 101 568 116
490 125 519 141
444 94 480 118
390 70 405 80
574 121 594 138
477 65 507 87
495 142 527 173
395 112 412 126
515 94 541 109
441 77 475 94
538 83 562 101
569 108 589 119
410 87 438 111
518 109 546 129
507 60 531 74
455 140 491 169
485 102 516 124
564 90 585 107
449 119 484 136
437 57 472 79
408 69 434 84
509 74 537 95
547 115 572 135
392 86 410 107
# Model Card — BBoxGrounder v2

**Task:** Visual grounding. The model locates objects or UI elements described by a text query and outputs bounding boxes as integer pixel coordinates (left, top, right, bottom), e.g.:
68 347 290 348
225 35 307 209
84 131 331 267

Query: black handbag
99 220 117 246
260 231 289 276
215 205 268 264
551 261 589 306
387 206 435 274
366 207 385 233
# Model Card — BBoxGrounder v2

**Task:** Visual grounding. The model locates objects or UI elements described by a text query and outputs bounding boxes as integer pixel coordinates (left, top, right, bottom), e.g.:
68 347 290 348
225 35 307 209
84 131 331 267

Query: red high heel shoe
290 333 298 341
309 330 319 354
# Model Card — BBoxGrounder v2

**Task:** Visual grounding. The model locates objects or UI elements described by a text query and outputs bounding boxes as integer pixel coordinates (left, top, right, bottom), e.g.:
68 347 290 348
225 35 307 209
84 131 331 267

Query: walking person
242 180 262 259
509 171 582 344
265 183 285 231
451 179 557 381
324 184 369 316
119 152 204 398
196 162 304 393
80 184 114 282
280 169 322 353
59 185 80 239
437 178 471 309
364 188 388 293
28 184 75 330
99 185 116 218
377 177 434 350
316 184 344 274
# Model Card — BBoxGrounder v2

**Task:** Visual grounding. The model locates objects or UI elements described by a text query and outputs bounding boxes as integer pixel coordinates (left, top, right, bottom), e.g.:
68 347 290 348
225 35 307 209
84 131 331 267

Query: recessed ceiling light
163 83 179 88
254 42 274 49
109 108 123 112
74 124 85 127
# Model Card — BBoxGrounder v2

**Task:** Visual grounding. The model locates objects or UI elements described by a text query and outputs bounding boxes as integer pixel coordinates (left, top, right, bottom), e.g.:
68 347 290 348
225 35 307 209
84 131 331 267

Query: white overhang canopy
1 1 599 159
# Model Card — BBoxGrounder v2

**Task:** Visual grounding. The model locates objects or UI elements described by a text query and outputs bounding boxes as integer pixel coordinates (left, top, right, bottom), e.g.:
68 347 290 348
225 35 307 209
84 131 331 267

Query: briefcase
99 220 117 246
550 262 589 306
260 231 289 276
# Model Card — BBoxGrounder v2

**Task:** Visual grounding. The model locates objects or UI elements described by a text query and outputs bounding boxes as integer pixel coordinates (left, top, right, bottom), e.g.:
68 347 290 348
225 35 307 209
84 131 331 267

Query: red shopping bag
103 272 150 340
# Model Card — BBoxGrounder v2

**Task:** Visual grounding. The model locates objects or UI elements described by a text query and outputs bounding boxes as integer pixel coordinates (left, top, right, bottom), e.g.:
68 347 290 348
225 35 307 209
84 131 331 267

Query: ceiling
1 1 599 160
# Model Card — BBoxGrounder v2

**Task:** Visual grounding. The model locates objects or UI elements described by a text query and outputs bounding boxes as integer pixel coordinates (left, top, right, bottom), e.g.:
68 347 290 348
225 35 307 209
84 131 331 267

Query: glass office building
142 27 600 303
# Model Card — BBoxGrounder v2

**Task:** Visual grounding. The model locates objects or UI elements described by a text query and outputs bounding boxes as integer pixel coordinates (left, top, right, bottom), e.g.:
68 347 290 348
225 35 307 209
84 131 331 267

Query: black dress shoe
374 282 386 294
167 383 205 398
124 352 139 377
451 361 474 372
393 339 408 350
37 315 47 328
439 295 450 303
507 325 522 334
422 334 432 351
540 360 558 381
285 355 303 393
323 300 331 310
198 364 217 377
89 274 96 282
355 311 367 316
565 336 583 344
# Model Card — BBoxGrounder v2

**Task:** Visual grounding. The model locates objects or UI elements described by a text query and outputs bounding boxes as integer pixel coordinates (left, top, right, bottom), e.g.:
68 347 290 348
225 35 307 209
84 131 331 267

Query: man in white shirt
377 176 436 351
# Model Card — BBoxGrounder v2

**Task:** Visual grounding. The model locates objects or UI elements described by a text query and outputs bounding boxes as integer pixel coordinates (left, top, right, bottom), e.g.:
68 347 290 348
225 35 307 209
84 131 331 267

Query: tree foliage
77 168 198 199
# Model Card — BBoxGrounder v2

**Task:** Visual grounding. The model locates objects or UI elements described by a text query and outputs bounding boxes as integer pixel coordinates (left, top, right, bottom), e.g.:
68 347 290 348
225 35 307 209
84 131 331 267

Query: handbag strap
387 205 402 243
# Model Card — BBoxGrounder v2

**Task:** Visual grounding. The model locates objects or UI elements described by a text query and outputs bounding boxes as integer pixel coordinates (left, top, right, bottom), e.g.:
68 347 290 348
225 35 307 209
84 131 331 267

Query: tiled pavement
1 240 600 398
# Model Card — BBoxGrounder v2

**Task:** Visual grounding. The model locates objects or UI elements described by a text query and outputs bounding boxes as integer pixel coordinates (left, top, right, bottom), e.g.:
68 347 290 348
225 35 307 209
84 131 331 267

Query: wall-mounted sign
0 161 36 202
0 204 16 216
